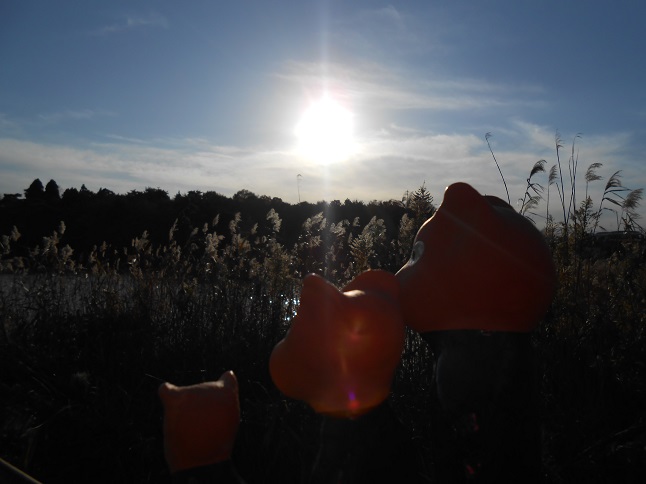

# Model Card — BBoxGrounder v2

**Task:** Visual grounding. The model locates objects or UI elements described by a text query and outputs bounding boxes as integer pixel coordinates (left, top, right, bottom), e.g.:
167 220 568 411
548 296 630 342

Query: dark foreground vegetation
1 164 645 482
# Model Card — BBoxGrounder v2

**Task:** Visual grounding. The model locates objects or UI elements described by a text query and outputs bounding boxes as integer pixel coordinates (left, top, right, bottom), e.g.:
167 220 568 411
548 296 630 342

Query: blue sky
1 1 645 229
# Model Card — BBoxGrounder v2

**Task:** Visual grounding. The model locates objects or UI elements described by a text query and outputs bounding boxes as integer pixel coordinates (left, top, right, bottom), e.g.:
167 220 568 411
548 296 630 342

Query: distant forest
0 178 436 273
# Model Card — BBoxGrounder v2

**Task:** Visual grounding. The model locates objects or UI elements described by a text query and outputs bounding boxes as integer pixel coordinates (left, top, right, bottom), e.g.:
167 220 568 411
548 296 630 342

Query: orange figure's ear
158 371 240 473
269 270 405 418
396 182 556 333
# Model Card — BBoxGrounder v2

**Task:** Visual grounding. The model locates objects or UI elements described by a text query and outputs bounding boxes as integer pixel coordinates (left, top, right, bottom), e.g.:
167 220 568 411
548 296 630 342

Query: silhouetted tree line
1 178 436 270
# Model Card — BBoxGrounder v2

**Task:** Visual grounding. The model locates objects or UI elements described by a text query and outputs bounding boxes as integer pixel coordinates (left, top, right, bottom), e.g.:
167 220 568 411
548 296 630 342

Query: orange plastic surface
396 182 556 332
270 270 404 418
158 371 240 473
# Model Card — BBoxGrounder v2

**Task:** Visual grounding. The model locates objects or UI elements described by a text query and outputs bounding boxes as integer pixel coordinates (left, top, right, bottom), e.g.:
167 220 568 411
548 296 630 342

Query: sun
295 95 355 165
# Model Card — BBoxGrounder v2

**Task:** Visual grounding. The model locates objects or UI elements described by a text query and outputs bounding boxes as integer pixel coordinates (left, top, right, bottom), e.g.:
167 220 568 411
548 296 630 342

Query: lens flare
347 390 361 411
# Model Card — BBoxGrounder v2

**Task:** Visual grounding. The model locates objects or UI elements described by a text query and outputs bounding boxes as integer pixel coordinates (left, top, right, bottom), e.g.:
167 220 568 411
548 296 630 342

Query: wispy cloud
358 5 406 31
37 109 116 124
104 134 148 145
0 113 20 134
92 13 169 36
336 4 436 58
276 60 545 113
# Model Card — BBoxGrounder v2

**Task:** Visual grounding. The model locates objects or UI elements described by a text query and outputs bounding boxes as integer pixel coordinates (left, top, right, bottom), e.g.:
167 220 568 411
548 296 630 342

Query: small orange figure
158 371 241 475
269 270 405 418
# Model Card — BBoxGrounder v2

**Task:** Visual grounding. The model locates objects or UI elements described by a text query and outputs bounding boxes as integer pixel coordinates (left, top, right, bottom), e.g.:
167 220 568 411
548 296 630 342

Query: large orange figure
396 181 556 332
396 182 556 483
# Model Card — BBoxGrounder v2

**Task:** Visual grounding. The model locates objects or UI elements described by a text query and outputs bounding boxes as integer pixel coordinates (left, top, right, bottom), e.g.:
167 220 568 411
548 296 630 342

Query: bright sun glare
295 96 355 165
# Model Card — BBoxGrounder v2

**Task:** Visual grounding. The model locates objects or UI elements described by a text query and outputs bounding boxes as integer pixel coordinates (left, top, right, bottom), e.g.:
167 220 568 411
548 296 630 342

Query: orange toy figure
396 181 556 332
158 370 244 483
269 270 405 418
270 270 419 483
396 182 556 483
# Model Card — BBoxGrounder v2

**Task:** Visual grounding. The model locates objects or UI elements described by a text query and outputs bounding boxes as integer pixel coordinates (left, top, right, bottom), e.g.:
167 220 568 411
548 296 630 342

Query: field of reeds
1 153 646 482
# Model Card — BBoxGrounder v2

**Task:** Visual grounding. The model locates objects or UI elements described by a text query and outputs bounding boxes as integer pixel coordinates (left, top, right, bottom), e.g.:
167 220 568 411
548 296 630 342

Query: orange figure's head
158 370 240 473
269 270 405 418
396 182 556 333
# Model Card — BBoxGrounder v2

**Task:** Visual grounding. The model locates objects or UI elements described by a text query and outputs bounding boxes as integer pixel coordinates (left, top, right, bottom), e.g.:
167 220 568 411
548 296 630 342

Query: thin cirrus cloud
91 13 169 36
276 60 545 114
0 114 19 132
356 5 407 33
37 109 116 124
340 5 433 57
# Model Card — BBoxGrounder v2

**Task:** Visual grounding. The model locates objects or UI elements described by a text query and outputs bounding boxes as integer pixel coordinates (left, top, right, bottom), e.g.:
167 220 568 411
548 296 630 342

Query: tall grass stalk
485 132 510 205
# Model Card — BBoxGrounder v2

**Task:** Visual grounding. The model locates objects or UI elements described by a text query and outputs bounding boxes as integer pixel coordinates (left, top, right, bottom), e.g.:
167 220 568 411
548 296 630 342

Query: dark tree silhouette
24 178 44 201
79 184 93 199
62 187 79 204
97 188 115 198
1 193 22 205
409 183 435 220
45 179 60 202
